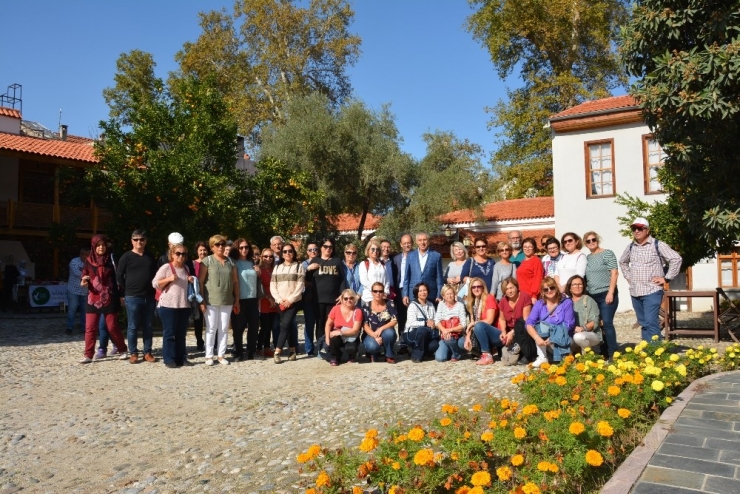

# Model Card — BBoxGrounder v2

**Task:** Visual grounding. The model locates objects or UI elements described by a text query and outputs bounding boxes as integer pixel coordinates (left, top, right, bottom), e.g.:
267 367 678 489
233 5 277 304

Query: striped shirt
270 262 305 305
619 236 682 297
585 249 618 295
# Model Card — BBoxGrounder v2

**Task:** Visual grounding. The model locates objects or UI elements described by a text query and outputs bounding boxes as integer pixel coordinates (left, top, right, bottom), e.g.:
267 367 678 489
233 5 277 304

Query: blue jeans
591 290 619 357
362 328 397 358
631 291 664 342
125 296 155 354
303 302 317 355
405 327 439 361
472 321 503 354
435 336 465 361
159 307 190 365
66 292 86 331
98 316 109 349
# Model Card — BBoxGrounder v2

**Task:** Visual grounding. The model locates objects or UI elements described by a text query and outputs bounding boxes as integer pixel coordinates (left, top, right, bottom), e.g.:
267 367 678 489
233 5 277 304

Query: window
643 135 666 194
719 248 740 288
584 139 615 198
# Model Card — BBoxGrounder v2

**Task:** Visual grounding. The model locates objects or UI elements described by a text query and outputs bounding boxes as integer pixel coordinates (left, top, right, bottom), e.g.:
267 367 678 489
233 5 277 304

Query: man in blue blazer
402 232 444 305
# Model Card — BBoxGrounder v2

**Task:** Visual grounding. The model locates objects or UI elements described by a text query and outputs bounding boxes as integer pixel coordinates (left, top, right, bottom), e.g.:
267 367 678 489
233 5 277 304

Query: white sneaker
218 358 230 366
205 358 214 366
532 356 548 368
118 352 129 360
79 357 92 364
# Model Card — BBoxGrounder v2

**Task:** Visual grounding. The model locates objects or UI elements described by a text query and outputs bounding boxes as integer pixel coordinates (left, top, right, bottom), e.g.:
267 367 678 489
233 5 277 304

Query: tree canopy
621 0 740 265
175 0 361 145
467 0 628 198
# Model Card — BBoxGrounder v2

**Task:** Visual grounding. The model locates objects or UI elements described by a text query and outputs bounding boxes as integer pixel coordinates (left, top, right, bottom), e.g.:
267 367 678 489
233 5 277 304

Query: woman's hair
365 238 382 257
545 237 561 249
561 232 583 250
251 244 261 265
208 234 227 248
440 284 457 299
194 241 207 253
229 237 250 260
339 289 359 303
582 231 601 244
449 241 469 260
496 241 513 257
466 277 490 319
521 237 537 250
260 248 274 264
540 276 563 303
564 275 586 298
500 277 519 298
168 243 186 262
412 282 429 299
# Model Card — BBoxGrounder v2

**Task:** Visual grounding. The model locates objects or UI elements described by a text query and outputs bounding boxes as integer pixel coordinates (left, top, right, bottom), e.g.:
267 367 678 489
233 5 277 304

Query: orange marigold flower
392 462 401 470
555 376 568 386
622 374 634 384
353 487 363 494
408 427 425 442
596 374 606 383
633 373 645 384
564 355 575 364
614 377 624 386
522 482 541 494
618 408 632 419
596 421 614 437
499 420 508 428
555 366 567 375
359 437 379 452
316 470 331 487
297 453 311 463
501 398 511 409
365 429 378 439
540 362 551 371
455 487 470 494
464 431 471 439
306 489 316 494
398 449 408 459
472 404 483 412
440 417 452 427
496 466 512 481
481 431 494 442
488 421 497 429
511 454 525 466
471 470 492 486
571 393 580 401
586 449 604 466
576 363 586 372
514 427 526 439
522 404 539 415
469 488 484 494
413 448 434 466
569 422 585 435
607 385 621 396
442 404 458 414
394 434 407 443
307 444 321 458
537 461 550 472
548 463 559 473
388 486 402 494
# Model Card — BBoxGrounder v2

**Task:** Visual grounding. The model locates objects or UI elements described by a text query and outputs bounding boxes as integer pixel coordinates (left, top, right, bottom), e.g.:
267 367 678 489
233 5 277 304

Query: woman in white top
555 232 587 292
359 239 389 305
153 243 194 368
404 282 439 363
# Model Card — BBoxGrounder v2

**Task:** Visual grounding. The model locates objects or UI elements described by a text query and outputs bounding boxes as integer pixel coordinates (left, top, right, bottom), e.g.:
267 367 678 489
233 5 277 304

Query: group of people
69 216 681 368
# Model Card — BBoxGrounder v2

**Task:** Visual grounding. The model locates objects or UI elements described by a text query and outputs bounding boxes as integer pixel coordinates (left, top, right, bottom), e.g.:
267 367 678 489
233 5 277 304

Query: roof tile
0 107 22 119
550 95 638 120
333 213 381 232
438 197 553 224
0 132 97 163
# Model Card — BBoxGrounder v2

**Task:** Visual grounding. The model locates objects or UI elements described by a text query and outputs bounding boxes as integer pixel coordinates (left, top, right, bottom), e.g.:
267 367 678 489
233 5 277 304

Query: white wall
0 156 19 201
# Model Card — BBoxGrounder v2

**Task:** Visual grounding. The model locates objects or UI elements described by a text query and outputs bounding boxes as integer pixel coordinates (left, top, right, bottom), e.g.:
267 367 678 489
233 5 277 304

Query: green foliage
92 52 249 250
260 93 414 241
467 0 628 199
175 0 361 144
621 0 740 257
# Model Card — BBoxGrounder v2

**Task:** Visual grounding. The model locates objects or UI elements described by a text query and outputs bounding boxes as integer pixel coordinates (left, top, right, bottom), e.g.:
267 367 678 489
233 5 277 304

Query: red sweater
516 256 543 300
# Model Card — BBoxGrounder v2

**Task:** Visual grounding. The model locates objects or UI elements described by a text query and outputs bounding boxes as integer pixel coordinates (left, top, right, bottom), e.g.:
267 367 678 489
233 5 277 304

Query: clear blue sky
0 1 509 161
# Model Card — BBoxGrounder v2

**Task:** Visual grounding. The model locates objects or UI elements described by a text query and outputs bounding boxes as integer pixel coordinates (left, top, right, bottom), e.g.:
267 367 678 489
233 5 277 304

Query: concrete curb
601 370 740 493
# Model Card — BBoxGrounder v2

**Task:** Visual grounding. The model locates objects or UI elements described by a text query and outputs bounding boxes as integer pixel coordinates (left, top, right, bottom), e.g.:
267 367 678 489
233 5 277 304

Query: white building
550 95 721 312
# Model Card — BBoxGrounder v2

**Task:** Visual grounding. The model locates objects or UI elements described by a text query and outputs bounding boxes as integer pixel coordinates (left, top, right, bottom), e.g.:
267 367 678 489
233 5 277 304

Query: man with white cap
619 217 682 342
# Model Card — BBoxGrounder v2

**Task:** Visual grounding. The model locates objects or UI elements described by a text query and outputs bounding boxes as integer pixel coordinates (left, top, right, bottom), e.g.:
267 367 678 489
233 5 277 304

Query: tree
621 0 740 264
466 0 628 198
260 93 415 241
377 131 490 242
175 0 361 144
91 52 250 250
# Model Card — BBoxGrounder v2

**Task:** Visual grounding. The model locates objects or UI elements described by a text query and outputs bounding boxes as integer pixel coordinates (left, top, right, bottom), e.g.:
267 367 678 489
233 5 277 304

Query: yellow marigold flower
522 404 539 415
655 347 665 356
297 453 311 464
496 466 512 481
585 450 604 467
675 364 687 377
307 444 321 458
576 363 586 372
618 408 631 419
365 429 378 439
440 417 452 427
501 398 510 409
464 431 471 439
388 486 401 494
511 454 525 466
481 430 494 442
549 463 559 473
472 404 483 412
537 461 550 472
596 421 614 437
666 397 673 403
625 347 633 353
471 470 492 486
522 482 541 494
652 380 665 392
608 385 621 396
359 437 379 452
569 421 585 435
514 427 526 439
316 470 331 487
555 376 567 386
560 399 569 406
413 448 434 466
613 351 621 359
392 461 400 470
499 420 508 428
596 374 605 383
408 427 425 442
353 487 363 494
451 451 459 461
455 487 470 494
469 488 484 494
306 489 316 494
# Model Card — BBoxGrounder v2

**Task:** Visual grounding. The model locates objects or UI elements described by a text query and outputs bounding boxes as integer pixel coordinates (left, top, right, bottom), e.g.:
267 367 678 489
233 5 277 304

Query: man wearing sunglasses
116 229 159 363
619 217 682 342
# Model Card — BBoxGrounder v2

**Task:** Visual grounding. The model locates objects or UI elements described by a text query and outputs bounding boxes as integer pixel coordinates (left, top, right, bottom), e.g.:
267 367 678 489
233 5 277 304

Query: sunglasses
342 297 353 301
282 249 294 254
214 242 226 247
543 286 558 293
132 238 146 242
345 251 357 255
238 245 249 250
174 252 186 257
322 244 333 249
585 238 598 244
631 226 646 232
471 285 484 290
475 245 487 249
563 239 575 244
369 248 380 252
307 248 318 252
372 289 384 294
498 248 511 253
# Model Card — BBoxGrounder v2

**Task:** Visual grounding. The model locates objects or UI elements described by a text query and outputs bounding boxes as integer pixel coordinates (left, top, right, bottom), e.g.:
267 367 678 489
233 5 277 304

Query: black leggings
276 305 299 351
259 312 277 349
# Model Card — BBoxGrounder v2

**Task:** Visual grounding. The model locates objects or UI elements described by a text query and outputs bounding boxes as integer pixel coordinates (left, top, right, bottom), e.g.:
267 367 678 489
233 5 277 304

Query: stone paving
0 309 734 493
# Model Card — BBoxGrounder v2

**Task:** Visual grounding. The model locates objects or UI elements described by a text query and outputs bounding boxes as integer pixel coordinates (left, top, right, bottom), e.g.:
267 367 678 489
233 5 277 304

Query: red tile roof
430 228 556 258
0 132 97 163
333 213 382 232
0 107 22 119
65 135 95 144
550 95 638 120
438 197 553 224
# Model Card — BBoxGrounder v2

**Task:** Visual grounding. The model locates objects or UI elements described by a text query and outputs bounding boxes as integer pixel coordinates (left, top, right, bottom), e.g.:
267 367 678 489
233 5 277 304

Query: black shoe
397 346 410 355
165 362 177 369
196 342 205 352
246 353 254 360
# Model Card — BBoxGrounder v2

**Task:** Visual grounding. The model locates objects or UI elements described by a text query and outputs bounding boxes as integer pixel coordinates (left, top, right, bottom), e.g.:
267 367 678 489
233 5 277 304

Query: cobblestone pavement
0 310 732 493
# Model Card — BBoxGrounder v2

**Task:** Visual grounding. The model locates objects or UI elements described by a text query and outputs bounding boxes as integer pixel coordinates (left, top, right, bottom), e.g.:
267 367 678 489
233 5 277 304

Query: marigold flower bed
297 340 740 493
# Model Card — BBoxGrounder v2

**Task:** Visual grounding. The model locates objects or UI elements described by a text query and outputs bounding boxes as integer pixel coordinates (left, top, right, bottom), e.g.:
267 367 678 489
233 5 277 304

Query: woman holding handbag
434 284 468 362
464 277 501 366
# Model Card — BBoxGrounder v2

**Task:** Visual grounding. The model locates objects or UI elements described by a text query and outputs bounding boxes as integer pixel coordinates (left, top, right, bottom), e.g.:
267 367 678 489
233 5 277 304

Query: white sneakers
532 345 548 368
205 358 214 366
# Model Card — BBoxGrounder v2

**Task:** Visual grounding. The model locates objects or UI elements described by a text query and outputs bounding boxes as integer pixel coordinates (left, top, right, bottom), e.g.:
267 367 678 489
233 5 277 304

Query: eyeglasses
372 289 384 294
282 249 294 254
585 238 598 244
238 245 249 250
498 248 511 253
543 286 557 293
475 245 487 249
322 244 333 249
563 239 575 244
345 251 357 255
631 226 646 232
307 248 318 252
342 297 353 301
132 238 146 242
471 285 484 290
214 242 226 247
174 252 186 257
509 236 521 241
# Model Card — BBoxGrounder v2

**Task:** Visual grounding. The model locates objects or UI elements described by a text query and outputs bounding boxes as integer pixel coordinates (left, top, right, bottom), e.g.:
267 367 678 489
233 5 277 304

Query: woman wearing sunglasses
257 248 278 358
555 232 587 293
325 289 363 366
525 277 575 367
490 241 517 300
362 282 398 363
270 244 305 363
307 238 347 357
198 235 240 366
464 277 500 365
583 231 619 358
461 238 495 292
229 238 260 361
359 239 389 306
153 243 194 367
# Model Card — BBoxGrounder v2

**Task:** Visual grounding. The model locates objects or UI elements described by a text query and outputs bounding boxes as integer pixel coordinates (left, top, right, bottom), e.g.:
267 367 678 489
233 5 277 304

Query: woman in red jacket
516 237 544 304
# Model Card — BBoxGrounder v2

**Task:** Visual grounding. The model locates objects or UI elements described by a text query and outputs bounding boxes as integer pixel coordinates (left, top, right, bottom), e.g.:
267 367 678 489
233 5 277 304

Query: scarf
86 235 113 309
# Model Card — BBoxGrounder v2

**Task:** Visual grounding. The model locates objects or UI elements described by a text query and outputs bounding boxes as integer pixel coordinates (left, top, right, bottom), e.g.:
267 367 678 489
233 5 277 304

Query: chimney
59 124 68 141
